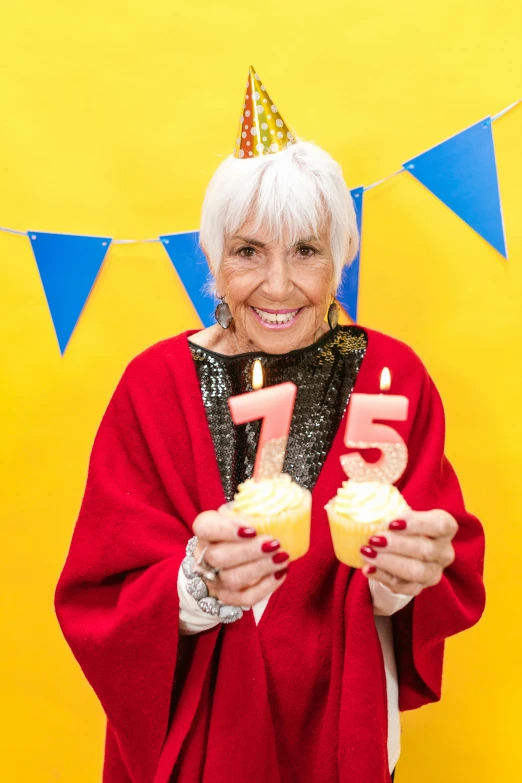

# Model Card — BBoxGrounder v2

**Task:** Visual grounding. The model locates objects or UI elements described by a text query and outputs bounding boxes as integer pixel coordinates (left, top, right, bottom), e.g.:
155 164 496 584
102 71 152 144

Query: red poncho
55 328 486 783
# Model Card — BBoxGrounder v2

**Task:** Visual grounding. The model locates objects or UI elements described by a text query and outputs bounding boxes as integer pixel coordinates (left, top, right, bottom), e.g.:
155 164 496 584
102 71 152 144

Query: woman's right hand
191 511 290 607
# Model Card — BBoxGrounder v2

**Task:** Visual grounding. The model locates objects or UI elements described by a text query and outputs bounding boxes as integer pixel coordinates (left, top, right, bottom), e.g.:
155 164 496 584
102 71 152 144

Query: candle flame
380 367 391 392
252 359 264 390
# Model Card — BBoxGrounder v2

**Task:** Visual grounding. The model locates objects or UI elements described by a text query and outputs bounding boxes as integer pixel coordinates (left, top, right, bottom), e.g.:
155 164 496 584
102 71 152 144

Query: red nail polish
274 567 288 580
389 519 407 531
360 545 378 559
272 551 290 564
262 539 280 553
238 527 257 538
366 566 377 574
369 535 387 547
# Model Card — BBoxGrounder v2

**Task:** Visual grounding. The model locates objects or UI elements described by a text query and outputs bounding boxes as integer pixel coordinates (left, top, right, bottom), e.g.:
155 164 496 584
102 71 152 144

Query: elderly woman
55 69 485 783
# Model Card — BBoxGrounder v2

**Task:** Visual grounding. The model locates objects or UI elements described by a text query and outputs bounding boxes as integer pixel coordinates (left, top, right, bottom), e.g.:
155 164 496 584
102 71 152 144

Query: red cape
55 328 485 783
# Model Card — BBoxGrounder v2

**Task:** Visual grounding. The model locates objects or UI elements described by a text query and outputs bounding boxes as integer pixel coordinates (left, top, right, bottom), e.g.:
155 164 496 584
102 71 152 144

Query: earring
215 296 233 329
327 296 340 329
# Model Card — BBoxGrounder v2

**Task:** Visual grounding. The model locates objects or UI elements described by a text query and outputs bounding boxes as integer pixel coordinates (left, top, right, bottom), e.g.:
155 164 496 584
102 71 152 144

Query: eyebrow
233 235 267 248
232 234 320 248
296 236 319 244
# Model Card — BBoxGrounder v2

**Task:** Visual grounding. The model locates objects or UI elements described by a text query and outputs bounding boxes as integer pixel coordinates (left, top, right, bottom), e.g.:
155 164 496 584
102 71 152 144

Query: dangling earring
327 296 340 329
215 295 233 329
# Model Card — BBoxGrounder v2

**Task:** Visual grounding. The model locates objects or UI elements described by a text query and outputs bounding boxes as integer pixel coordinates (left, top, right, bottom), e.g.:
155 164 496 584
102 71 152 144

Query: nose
260 254 294 302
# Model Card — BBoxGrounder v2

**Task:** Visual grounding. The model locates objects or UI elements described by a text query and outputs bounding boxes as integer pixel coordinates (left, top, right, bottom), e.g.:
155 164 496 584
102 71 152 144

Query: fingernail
389 519 407 531
262 539 280 553
272 551 290 564
274 567 288 580
360 545 378 559
365 565 377 575
238 527 257 538
369 535 388 548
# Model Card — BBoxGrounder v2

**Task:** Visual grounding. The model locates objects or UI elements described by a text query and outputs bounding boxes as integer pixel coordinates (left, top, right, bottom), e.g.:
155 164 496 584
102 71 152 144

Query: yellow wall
1 2 520 780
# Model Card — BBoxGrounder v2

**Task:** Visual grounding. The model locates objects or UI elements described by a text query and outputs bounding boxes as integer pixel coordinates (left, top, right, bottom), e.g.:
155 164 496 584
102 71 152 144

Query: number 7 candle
225 360 311 562
228 359 297 480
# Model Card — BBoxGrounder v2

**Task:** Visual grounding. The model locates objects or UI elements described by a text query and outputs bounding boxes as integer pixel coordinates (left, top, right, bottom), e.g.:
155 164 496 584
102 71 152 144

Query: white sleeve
178 563 221 636
369 578 414 616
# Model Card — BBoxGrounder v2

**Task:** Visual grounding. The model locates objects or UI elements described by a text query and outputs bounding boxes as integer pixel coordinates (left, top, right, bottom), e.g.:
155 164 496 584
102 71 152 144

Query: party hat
234 66 296 158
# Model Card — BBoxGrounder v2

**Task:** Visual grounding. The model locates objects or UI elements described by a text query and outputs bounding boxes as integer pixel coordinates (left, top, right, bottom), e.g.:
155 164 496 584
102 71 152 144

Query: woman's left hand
360 509 458 597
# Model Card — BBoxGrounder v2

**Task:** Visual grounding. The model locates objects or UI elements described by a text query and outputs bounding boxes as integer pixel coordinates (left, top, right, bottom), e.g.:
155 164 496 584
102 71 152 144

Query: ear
200 241 221 281
197 241 219 298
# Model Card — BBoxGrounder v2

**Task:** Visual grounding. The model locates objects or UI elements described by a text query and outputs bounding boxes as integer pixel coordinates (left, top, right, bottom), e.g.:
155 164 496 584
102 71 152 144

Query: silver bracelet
182 536 243 624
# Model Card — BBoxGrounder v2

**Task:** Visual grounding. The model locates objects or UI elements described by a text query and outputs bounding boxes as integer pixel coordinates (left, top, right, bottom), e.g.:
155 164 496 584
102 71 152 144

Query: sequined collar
189 326 368 500
189 324 350 362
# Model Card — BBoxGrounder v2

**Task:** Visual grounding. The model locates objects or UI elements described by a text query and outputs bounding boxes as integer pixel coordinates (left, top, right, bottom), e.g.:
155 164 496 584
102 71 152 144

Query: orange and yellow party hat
233 66 296 158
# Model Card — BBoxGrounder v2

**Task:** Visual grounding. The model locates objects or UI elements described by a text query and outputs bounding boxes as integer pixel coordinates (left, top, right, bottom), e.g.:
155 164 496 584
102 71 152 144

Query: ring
194 545 220 582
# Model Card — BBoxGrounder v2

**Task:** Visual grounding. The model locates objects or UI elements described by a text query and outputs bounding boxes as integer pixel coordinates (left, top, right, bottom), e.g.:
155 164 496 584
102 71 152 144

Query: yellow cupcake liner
220 491 312 562
325 505 394 569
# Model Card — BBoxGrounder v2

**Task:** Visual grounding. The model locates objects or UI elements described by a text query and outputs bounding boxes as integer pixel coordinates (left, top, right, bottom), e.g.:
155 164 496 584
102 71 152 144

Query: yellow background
1 1 520 780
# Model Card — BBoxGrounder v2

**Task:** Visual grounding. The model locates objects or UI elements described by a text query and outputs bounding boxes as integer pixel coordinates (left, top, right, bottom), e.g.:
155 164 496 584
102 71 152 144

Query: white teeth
253 307 299 324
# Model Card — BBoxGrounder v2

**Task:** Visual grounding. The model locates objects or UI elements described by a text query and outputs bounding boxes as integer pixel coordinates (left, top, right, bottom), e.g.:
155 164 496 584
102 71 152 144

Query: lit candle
228 360 297 480
341 368 409 484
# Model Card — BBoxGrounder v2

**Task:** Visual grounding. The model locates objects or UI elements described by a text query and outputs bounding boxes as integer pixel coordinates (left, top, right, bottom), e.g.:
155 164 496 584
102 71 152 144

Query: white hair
199 140 359 291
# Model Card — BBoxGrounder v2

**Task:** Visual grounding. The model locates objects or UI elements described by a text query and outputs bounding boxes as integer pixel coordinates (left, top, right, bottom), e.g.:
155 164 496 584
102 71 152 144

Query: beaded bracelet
182 536 244 624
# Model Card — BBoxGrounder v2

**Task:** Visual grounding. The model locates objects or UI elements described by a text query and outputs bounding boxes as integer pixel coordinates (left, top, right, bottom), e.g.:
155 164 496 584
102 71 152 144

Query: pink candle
229 360 297 480
341 368 409 484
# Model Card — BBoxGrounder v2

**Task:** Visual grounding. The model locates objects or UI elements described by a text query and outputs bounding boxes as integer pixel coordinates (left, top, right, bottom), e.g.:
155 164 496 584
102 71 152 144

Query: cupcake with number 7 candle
223 360 312 561
326 367 411 568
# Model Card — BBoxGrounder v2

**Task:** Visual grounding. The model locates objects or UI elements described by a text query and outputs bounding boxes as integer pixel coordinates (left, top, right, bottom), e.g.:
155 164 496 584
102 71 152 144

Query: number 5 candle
228 360 297 480
341 367 409 484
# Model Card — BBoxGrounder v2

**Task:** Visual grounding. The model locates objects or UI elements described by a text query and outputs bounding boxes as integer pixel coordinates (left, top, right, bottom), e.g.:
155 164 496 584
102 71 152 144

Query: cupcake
325 480 409 568
222 474 312 561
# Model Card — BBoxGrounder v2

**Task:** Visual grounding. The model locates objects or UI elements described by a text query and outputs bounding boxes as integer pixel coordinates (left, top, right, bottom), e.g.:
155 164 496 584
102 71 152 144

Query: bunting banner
29 231 112 354
403 117 507 257
160 231 216 327
1 98 519 353
336 187 364 322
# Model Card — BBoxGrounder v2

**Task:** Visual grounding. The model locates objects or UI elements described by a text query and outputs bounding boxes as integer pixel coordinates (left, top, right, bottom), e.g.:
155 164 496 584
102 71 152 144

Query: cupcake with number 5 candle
326 367 410 568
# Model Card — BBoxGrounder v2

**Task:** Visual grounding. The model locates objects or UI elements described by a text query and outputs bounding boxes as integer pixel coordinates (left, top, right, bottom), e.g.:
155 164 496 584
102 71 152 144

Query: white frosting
328 480 408 526
233 474 306 517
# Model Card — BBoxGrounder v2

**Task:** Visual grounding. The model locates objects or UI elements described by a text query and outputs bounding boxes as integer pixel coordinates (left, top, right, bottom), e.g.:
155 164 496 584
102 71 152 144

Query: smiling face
215 217 335 354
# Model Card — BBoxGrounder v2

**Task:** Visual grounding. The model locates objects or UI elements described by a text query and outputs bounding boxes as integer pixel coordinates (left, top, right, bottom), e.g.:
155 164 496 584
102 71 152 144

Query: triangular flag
403 117 507 257
29 231 111 354
160 231 216 327
336 186 364 321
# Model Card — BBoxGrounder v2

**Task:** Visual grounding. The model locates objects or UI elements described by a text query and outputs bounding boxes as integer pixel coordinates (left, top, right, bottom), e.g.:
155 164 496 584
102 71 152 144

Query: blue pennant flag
336 186 364 321
160 231 216 327
29 231 111 354
404 118 507 258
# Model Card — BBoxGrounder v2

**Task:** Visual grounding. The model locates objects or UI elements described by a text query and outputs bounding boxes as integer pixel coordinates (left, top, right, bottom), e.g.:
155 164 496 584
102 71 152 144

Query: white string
491 98 521 122
112 237 162 245
0 226 27 236
0 98 520 241
363 167 405 192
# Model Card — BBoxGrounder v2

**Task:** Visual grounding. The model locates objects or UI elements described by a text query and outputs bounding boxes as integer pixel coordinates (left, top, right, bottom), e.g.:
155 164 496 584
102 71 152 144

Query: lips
252 307 300 325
